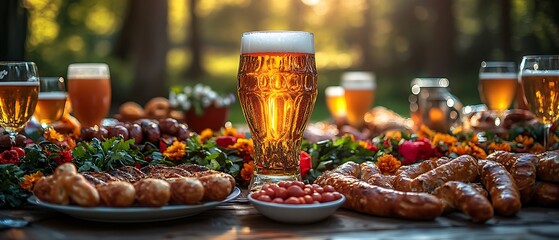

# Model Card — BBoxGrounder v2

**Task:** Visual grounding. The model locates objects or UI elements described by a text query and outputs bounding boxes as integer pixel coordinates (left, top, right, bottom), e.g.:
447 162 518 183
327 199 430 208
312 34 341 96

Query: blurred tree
114 0 168 105
0 0 27 61
500 0 513 60
358 0 373 71
186 0 205 78
427 0 455 76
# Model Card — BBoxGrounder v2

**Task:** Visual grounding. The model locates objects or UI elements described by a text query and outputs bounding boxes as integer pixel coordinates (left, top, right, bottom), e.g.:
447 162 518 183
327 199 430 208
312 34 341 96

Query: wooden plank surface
2 202 559 240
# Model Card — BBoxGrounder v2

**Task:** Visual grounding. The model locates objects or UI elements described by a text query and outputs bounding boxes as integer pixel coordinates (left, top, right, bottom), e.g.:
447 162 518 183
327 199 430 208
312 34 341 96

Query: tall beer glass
34 77 67 128
0 62 39 134
237 31 318 190
341 71 375 129
325 86 347 126
520 55 559 150
478 61 517 125
67 63 111 128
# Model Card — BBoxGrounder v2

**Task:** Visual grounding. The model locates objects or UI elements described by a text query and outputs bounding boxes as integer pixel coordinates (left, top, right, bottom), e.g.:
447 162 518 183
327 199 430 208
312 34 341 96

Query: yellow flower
163 141 187 161
515 135 534 147
344 134 356 142
240 161 254 181
529 143 545 154
231 138 254 156
197 128 214 143
222 127 238 137
488 142 511 153
432 133 458 146
44 128 65 142
385 131 402 142
20 171 44 192
376 154 401 174
358 141 369 149
417 125 435 139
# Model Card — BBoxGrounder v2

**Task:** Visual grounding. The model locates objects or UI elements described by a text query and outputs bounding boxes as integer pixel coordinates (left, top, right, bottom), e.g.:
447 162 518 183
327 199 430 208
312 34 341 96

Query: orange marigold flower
529 143 545 154
470 142 487 159
44 128 65 142
20 171 44 192
449 144 471 156
385 131 402 142
231 138 254 156
432 133 458 146
358 141 369 149
197 128 214 143
469 134 479 144
163 141 187 160
240 161 254 181
417 124 435 139
222 127 238 137
376 154 401 174
514 135 534 147
488 142 511 153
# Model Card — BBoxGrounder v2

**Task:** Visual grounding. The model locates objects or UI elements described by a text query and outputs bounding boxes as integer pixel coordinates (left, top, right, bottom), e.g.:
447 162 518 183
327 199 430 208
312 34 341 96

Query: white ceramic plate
248 192 345 224
27 187 240 223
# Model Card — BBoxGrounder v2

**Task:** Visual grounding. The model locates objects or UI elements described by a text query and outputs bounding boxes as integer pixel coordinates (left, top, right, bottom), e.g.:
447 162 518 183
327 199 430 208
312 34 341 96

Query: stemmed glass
33 77 68 129
519 55 559 150
0 62 40 135
478 61 517 126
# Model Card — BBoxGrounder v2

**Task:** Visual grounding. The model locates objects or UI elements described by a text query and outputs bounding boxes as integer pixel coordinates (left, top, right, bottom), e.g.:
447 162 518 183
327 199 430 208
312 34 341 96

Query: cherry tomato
291 181 305 189
251 192 261 199
304 187 314 195
311 184 321 189
275 187 288 199
303 195 314 204
264 188 276 199
272 198 284 204
321 192 335 202
323 185 336 193
313 186 324 194
11 147 25 158
313 201 320 204
287 185 305 197
284 196 301 204
332 192 343 200
311 192 322 202
257 194 272 202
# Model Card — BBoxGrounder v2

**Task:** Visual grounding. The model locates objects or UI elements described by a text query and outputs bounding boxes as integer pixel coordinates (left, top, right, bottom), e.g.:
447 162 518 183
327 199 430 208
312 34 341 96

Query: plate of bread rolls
27 163 240 223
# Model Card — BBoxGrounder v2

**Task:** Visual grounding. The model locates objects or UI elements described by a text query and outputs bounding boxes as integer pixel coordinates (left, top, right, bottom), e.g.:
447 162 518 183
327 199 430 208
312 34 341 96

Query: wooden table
2 200 559 240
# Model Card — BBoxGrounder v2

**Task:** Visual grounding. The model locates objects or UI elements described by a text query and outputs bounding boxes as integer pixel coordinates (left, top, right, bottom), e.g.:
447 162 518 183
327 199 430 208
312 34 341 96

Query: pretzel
32 176 56 203
167 177 205 205
393 157 453 191
406 155 478 192
63 174 100 207
198 174 232 201
96 181 136 207
478 160 521 217
315 162 444 220
134 178 171 207
536 150 559 183
432 181 493 223
359 162 393 188
487 151 538 203
532 181 559 207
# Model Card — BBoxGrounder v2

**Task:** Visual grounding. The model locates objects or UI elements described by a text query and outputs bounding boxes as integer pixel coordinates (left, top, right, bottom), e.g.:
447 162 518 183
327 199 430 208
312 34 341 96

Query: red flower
11 147 25 158
366 142 378 152
134 163 142 169
159 140 168 153
242 154 252 163
50 150 73 166
398 138 435 165
300 151 312 178
0 150 20 164
216 136 238 148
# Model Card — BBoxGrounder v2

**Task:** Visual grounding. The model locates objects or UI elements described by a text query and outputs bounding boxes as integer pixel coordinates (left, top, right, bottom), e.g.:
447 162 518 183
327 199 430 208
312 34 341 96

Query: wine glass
33 77 68 129
478 61 517 126
0 62 40 135
519 55 559 150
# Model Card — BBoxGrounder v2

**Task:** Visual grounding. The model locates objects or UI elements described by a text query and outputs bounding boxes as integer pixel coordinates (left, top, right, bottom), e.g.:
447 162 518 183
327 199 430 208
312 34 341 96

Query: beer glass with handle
478 61 517 125
67 63 111 128
520 55 559 150
34 77 67 129
341 71 375 129
0 62 40 135
237 31 318 191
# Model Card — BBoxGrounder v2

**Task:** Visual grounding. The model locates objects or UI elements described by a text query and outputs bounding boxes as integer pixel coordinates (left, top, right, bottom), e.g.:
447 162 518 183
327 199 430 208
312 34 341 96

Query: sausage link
487 151 539 203
532 181 559 207
432 181 493 223
536 150 559 183
478 160 521 217
409 155 478 193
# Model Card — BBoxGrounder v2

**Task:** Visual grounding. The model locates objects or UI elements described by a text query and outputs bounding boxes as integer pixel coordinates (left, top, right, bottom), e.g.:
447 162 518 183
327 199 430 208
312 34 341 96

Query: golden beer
34 92 67 125
325 86 347 123
0 82 39 132
521 72 559 124
341 72 375 128
67 64 111 128
237 31 317 190
478 72 517 111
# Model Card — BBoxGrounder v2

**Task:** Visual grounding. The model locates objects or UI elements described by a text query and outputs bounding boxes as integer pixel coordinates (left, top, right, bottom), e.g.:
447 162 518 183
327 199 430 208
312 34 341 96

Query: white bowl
248 193 345 224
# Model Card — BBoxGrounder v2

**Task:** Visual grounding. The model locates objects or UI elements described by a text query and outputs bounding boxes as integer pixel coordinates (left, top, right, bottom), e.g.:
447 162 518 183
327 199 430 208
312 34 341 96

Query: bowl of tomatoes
247 181 345 224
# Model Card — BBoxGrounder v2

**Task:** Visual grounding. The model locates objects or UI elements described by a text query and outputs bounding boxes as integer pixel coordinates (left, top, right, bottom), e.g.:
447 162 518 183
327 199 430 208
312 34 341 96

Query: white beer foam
241 31 315 54
67 63 110 79
479 72 517 79
341 71 376 89
325 86 344 96
521 70 559 76
0 81 40 86
38 91 67 100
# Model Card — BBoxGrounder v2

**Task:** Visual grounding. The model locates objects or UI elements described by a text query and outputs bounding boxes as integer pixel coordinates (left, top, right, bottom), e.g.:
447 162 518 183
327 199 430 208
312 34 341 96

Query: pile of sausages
33 163 235 208
315 150 559 222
